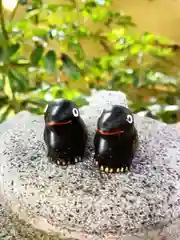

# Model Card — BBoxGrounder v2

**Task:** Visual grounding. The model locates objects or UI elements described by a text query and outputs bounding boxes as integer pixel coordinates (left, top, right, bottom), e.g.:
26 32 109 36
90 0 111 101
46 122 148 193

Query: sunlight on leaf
4 77 13 99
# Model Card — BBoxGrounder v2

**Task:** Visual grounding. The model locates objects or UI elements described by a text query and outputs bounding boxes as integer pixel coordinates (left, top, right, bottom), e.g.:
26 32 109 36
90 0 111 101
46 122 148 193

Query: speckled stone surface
0 90 180 240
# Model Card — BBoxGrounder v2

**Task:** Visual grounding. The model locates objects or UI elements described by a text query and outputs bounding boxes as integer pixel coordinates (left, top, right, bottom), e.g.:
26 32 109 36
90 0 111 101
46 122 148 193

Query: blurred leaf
0 94 9 107
0 32 6 47
115 15 135 26
24 25 49 39
30 46 44 66
47 14 64 26
25 98 47 107
0 48 4 63
10 58 30 67
7 69 29 92
45 4 60 12
61 54 81 80
25 9 41 19
72 95 89 107
132 72 140 87
68 40 85 60
0 78 4 90
130 44 143 55
0 105 12 123
24 97 47 114
4 77 13 100
44 50 57 73
49 85 64 98
9 19 29 30
62 87 80 99
7 44 20 58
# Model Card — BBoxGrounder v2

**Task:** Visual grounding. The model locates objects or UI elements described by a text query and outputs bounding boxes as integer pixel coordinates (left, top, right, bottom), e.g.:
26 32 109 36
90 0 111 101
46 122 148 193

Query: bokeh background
0 0 179 123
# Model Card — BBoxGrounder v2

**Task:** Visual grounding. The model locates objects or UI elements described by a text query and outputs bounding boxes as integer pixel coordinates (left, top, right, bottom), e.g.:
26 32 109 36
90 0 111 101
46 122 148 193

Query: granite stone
0 90 180 239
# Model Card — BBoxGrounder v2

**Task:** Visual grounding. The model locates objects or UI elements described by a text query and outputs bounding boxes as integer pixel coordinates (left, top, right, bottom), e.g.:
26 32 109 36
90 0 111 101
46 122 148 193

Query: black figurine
44 99 88 166
93 105 139 173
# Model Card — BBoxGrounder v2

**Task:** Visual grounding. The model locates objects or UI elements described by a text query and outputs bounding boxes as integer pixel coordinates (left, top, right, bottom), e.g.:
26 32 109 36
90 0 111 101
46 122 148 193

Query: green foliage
0 0 179 123
30 46 44 66
44 50 57 73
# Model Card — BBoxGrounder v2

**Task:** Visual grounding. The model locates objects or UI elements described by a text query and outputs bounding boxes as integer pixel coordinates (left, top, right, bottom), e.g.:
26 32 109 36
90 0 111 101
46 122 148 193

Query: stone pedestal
0 90 180 239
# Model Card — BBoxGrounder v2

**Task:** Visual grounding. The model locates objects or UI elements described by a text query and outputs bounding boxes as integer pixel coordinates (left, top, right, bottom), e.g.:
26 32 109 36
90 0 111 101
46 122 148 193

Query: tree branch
10 0 20 21
0 0 9 41
99 38 112 54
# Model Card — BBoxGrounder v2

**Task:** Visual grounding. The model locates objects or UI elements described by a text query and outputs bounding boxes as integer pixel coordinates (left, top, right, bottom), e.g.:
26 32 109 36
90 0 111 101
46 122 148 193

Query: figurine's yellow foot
98 164 130 173
48 156 82 166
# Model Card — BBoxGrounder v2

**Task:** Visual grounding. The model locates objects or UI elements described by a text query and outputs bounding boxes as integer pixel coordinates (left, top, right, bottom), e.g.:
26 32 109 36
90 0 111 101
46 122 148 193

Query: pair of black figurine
43 99 139 174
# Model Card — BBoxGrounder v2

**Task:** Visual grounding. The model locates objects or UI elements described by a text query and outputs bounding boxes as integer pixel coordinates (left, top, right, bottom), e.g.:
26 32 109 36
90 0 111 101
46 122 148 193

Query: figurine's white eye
72 108 79 117
126 114 133 124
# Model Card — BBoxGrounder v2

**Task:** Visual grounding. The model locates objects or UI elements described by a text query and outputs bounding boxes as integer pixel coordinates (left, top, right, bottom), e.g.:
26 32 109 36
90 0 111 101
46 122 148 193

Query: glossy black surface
94 105 139 173
44 99 88 166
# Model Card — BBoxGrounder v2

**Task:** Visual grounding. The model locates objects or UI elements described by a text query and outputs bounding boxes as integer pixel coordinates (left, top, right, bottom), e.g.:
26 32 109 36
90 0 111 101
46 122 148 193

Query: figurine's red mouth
96 129 124 135
47 120 72 126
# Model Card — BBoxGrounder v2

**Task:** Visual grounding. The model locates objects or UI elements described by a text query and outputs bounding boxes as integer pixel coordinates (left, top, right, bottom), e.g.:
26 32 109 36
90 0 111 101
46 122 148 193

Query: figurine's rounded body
44 99 88 166
94 105 139 173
